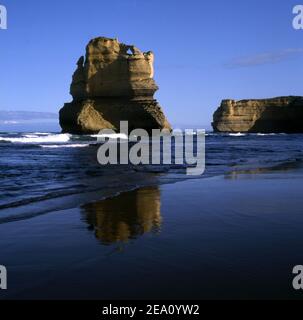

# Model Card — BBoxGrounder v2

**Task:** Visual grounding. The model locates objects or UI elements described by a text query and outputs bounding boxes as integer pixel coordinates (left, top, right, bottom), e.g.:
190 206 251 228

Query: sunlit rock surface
212 96 303 133
60 37 171 133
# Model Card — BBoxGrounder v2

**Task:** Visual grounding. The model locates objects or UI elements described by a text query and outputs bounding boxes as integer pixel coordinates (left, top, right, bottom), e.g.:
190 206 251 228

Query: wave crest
0 133 70 144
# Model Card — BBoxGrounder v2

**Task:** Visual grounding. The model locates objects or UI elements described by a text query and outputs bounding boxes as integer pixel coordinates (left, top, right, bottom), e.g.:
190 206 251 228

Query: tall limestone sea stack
212 96 303 133
59 37 171 133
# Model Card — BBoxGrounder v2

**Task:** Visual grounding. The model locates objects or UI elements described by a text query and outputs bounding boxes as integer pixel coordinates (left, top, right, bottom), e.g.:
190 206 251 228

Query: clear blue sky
1 0 303 126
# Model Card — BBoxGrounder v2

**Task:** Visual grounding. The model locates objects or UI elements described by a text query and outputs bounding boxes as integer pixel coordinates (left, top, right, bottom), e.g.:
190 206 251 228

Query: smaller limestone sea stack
212 96 303 133
59 37 171 133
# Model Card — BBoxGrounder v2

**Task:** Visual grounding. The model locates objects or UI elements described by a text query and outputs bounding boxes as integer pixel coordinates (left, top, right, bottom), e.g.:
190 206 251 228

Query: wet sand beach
1 169 303 300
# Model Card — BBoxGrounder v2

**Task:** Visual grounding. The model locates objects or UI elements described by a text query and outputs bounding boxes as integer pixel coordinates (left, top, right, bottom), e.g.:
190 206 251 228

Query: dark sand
1 171 303 300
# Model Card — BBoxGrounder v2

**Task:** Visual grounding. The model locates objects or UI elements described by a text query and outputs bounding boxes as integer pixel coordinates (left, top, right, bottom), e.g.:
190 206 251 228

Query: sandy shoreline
1 170 303 300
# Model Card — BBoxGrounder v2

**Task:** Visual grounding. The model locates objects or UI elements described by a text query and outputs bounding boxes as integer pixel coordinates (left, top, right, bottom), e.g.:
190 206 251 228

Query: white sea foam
91 133 129 139
229 133 246 137
32 132 52 135
23 134 39 138
0 133 70 144
40 144 89 148
256 133 277 136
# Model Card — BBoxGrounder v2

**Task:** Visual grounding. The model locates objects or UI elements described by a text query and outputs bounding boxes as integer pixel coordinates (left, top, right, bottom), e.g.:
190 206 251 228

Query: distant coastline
0 111 59 132
0 111 57 122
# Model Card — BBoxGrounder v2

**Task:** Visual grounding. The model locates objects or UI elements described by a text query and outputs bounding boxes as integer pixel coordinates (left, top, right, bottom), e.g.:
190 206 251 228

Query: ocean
1 130 303 299
0 131 302 221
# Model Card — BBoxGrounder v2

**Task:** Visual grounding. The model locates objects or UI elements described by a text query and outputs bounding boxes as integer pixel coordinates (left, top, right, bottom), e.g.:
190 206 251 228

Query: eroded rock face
60 37 171 133
212 96 303 133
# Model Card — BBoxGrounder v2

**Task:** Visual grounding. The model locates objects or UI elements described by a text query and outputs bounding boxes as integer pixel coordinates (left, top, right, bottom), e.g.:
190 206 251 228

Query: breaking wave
0 133 70 144
91 133 128 139
40 144 90 148
229 133 247 137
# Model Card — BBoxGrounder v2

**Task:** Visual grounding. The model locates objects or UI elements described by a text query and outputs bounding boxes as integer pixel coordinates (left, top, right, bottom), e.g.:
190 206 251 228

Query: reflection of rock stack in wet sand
82 186 161 244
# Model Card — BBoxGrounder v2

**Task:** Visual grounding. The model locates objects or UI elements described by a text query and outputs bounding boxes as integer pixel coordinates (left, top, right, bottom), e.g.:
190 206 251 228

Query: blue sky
1 0 303 127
